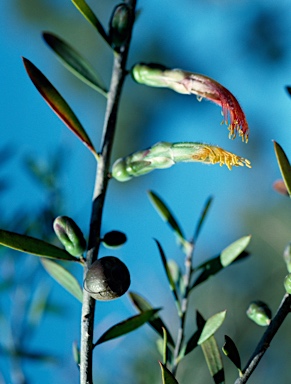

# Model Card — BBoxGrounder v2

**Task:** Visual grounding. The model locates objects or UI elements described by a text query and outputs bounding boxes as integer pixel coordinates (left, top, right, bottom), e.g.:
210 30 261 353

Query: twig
234 293 291 384
172 242 194 375
80 2 136 383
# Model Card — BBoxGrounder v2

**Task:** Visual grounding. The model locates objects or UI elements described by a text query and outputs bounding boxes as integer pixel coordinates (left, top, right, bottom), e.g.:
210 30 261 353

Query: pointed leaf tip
273 141 291 197
0 229 78 261
159 362 180 384
22 57 97 158
42 32 107 96
198 310 227 345
41 259 83 302
95 308 161 346
71 0 111 47
220 235 251 267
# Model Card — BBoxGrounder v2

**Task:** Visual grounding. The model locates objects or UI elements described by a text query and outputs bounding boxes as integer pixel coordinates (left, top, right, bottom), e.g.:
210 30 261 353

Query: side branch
234 293 291 384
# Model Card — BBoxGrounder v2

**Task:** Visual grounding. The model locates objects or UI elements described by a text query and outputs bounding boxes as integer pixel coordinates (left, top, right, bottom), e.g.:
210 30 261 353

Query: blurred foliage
0 148 70 383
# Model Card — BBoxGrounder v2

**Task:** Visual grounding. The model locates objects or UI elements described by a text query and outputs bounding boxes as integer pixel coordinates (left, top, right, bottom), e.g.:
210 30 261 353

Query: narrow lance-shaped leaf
148 191 187 248
23 58 97 159
193 195 213 242
71 0 111 47
94 308 161 346
191 250 249 291
41 259 83 303
42 32 107 97
155 240 181 315
159 362 180 384
0 229 78 262
162 327 168 365
198 310 227 345
273 141 291 197
197 312 225 384
201 336 225 384
181 327 203 359
129 291 175 347
220 235 251 267
222 335 242 373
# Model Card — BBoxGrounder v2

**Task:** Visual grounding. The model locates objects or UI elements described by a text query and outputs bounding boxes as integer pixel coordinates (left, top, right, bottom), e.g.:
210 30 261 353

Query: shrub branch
234 293 291 384
80 2 136 383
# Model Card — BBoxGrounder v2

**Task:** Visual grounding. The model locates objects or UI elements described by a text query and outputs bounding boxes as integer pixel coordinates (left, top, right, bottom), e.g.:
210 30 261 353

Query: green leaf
0 229 78 261
198 311 227 345
154 240 181 314
222 335 241 372
162 327 168 365
95 309 161 346
22 58 97 158
183 328 203 358
193 196 213 242
129 291 175 347
159 362 179 384
41 259 83 303
220 235 251 267
42 32 107 97
201 336 225 384
71 0 110 47
274 141 291 196
191 251 249 290
191 256 222 289
148 191 188 249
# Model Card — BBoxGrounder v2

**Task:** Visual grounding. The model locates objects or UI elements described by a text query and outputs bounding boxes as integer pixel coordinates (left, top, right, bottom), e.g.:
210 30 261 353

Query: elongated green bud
111 141 251 182
246 300 272 326
53 216 86 256
284 274 291 294
109 3 133 50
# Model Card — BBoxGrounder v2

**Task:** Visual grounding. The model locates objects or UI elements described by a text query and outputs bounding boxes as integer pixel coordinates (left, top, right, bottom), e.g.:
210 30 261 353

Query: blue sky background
2 0 291 383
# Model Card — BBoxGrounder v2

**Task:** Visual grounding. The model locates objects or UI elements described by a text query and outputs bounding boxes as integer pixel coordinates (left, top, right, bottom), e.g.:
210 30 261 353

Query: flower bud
102 231 127 248
283 243 291 273
84 256 130 301
53 216 86 257
109 3 133 50
284 274 291 294
246 300 272 326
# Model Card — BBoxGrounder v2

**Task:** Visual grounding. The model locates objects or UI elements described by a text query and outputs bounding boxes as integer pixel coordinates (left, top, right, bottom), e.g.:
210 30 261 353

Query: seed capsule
84 256 130 301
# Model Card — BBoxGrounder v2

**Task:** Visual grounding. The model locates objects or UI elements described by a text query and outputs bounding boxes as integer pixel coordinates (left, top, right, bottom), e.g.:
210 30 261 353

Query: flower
132 64 249 143
111 141 251 182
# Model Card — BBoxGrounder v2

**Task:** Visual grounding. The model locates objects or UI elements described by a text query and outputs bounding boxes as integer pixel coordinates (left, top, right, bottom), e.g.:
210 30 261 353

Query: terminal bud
109 3 133 50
